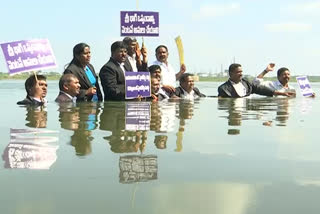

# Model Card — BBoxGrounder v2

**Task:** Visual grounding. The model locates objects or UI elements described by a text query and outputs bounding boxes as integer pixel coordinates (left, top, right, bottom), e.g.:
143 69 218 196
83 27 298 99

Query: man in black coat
17 74 48 106
55 74 80 103
218 63 293 98
175 73 206 99
99 41 134 101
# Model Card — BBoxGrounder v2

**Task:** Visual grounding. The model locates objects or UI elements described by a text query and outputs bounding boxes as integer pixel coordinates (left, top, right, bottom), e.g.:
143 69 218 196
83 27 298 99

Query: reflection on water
2 128 59 169
119 155 157 184
2 80 320 214
218 97 294 134
25 106 47 128
58 102 99 155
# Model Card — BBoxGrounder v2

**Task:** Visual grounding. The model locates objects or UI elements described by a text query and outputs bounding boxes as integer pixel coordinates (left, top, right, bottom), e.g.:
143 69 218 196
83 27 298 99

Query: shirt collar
61 91 77 102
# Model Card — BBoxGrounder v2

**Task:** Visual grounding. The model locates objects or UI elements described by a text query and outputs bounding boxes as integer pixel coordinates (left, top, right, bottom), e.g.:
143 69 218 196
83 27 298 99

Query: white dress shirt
153 60 177 87
230 80 246 97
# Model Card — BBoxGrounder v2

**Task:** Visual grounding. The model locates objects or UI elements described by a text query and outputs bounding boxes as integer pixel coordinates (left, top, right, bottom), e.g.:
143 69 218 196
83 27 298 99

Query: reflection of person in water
25 106 47 128
105 130 144 153
175 100 195 151
100 102 148 154
58 102 99 156
275 98 290 126
70 129 93 155
154 135 167 149
218 98 244 135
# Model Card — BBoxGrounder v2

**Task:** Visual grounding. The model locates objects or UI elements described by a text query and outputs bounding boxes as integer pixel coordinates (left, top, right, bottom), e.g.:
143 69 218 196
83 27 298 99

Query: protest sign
119 155 157 183
0 39 57 75
121 11 159 37
296 76 314 97
125 72 151 99
175 36 184 65
125 102 150 131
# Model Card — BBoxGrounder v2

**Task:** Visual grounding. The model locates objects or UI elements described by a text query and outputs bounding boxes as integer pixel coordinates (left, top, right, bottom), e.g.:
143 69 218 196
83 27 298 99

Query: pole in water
136 0 139 10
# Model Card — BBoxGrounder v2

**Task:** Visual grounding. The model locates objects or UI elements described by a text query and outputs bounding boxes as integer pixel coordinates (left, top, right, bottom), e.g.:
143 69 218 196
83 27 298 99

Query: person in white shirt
254 64 296 96
55 74 81 103
218 63 295 98
122 37 148 72
152 45 186 89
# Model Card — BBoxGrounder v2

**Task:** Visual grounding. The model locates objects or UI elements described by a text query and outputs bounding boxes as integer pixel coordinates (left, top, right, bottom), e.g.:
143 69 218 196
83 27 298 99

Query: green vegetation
0 72 61 80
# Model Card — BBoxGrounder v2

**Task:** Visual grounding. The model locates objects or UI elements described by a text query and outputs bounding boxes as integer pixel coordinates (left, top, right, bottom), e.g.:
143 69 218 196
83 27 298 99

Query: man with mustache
253 63 297 96
55 74 81 103
99 41 134 101
218 63 294 98
152 45 186 91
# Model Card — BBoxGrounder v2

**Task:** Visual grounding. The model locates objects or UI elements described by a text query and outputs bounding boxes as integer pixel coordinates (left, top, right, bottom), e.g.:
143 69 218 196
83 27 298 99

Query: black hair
122 37 137 47
69 43 90 66
148 65 161 74
58 74 78 91
228 63 242 75
111 41 127 54
277 67 289 77
25 74 47 95
179 73 194 83
155 45 168 53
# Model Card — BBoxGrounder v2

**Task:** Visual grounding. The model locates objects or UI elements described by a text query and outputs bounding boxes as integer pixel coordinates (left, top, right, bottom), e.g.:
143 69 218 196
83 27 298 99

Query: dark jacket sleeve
218 83 230 97
99 64 125 101
137 61 148 72
194 87 206 97
251 82 274 97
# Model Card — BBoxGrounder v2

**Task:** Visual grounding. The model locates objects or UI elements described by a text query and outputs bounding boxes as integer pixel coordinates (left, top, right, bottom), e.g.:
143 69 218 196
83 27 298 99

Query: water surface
1 80 320 214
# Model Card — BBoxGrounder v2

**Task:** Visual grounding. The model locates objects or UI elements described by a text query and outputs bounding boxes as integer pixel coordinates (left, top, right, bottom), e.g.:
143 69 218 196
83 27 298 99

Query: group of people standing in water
17 37 312 106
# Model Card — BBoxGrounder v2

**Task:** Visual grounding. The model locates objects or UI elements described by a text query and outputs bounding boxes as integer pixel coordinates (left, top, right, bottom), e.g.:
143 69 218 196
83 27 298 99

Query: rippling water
1 80 320 214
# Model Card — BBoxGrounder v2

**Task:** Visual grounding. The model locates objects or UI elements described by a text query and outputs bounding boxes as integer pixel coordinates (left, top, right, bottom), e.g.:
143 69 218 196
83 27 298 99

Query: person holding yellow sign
153 45 186 91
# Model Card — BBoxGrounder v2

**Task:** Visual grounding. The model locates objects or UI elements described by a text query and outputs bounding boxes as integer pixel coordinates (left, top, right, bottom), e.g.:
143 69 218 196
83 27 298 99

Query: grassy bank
0 72 61 80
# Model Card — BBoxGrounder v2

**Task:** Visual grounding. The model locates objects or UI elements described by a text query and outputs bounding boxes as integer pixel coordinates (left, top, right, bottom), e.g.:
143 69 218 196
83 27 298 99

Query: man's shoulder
100 59 117 72
17 97 43 106
55 93 72 103
218 80 231 89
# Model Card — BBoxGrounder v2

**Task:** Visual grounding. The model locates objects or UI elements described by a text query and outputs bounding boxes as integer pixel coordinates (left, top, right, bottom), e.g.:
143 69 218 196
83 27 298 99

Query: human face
78 47 91 66
156 47 168 63
31 80 47 99
151 68 161 81
113 48 127 63
151 78 160 94
229 66 243 83
181 76 194 93
127 41 137 56
65 77 81 97
278 70 290 86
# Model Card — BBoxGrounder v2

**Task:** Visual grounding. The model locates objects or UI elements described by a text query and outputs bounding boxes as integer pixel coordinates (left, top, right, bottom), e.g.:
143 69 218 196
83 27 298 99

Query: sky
1 0 320 76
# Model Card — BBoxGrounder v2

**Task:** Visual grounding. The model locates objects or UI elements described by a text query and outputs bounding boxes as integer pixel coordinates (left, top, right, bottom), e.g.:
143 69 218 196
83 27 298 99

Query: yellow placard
175 36 184 65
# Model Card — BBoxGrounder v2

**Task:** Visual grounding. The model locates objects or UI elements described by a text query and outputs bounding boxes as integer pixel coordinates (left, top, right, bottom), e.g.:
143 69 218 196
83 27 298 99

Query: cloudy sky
1 0 320 76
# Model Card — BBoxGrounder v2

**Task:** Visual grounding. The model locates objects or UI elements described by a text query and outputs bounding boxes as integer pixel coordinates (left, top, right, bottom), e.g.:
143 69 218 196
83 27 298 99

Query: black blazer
64 63 102 102
99 57 133 101
55 92 74 103
218 78 274 98
174 86 206 98
17 96 44 106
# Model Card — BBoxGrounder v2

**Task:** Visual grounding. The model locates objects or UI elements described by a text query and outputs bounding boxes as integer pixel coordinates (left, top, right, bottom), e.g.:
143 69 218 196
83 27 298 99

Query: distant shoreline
1 72 320 82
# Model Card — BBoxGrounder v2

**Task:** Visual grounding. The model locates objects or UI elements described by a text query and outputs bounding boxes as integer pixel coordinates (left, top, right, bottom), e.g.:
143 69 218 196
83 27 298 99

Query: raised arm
176 63 186 80
257 63 275 78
